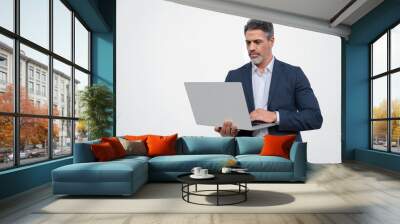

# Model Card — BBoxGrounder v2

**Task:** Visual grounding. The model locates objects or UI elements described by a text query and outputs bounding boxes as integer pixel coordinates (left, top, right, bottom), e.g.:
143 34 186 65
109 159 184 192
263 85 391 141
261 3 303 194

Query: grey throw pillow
118 138 147 156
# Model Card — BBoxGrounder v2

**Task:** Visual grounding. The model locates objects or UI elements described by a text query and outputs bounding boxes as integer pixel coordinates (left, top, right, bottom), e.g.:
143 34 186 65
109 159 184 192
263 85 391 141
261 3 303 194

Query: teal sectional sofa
52 136 307 196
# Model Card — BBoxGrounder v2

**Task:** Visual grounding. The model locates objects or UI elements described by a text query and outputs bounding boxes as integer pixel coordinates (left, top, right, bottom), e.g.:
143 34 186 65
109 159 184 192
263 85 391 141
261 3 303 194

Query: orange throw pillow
146 134 178 157
101 137 127 158
124 135 150 141
259 135 297 159
91 142 117 161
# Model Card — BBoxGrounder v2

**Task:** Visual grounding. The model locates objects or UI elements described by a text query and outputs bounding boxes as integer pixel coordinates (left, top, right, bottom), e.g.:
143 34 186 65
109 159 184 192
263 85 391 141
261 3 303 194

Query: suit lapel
268 59 282 108
242 63 255 112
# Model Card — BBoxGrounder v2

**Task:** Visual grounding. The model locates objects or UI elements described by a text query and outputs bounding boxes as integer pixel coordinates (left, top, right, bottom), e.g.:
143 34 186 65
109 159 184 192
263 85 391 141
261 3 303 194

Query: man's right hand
214 121 238 137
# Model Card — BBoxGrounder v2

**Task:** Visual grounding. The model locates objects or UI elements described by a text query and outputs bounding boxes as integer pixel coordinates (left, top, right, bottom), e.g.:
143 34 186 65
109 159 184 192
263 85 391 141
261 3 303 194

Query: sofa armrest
289 142 307 181
73 140 99 163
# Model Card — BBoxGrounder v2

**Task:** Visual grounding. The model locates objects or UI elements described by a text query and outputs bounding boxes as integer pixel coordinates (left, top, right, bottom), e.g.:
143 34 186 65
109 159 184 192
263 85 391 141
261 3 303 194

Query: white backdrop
116 0 341 163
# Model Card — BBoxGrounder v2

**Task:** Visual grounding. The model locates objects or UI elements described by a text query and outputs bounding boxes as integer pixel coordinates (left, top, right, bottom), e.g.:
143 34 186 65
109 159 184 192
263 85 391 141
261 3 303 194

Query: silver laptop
184 82 277 131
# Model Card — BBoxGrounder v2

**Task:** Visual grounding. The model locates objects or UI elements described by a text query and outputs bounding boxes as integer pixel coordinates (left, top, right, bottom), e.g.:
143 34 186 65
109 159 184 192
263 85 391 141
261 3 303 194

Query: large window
371 23 400 153
0 0 91 170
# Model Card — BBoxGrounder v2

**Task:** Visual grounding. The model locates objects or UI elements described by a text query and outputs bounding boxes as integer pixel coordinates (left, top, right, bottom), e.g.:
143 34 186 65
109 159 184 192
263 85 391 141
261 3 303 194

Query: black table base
181 183 249 206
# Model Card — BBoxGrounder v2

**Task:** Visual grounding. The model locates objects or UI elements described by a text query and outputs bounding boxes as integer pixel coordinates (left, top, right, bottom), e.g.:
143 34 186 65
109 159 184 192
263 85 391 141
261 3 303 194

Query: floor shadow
56 183 182 200
203 190 295 207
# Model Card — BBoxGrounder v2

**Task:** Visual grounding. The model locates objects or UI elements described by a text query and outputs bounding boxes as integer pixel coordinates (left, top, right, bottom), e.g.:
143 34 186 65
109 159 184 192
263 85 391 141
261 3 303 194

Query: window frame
0 70 7 85
370 21 400 154
0 53 8 88
0 0 92 171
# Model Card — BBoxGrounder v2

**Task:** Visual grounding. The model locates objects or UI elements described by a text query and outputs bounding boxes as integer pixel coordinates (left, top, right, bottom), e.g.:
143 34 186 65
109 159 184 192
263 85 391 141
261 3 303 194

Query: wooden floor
1 162 400 224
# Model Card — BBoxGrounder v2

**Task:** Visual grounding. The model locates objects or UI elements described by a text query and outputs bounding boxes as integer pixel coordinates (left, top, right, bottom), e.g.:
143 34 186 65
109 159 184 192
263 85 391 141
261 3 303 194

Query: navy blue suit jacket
225 59 323 140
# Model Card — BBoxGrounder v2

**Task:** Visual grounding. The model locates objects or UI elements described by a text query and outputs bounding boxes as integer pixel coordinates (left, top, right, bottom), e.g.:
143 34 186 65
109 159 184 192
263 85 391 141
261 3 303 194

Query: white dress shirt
251 56 279 137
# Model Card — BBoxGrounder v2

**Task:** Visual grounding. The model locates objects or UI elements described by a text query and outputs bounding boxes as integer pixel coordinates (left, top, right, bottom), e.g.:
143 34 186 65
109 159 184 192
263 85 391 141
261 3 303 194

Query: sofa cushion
53 159 147 183
177 136 235 155
101 137 127 158
236 155 293 172
91 142 118 161
148 154 235 172
118 138 147 156
235 137 263 155
147 134 178 157
125 135 150 141
260 135 296 159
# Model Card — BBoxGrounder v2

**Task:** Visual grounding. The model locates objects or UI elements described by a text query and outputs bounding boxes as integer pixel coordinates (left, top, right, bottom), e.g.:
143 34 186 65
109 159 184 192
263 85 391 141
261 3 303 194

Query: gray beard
250 56 263 65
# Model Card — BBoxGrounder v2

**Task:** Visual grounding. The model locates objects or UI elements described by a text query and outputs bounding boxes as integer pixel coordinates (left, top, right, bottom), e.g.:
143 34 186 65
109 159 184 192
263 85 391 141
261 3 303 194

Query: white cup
221 167 232 174
200 169 208 176
191 167 202 176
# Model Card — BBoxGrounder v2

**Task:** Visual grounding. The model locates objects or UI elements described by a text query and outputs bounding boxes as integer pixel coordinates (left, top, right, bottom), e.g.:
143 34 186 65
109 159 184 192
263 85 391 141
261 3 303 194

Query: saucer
190 174 215 179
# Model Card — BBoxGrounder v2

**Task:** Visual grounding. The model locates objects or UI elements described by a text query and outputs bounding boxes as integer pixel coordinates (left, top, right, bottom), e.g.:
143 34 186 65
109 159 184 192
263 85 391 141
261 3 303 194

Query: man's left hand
250 109 277 123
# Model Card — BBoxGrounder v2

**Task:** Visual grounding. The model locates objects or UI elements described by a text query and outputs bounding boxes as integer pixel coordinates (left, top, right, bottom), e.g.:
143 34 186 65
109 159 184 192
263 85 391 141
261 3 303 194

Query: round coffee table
177 172 255 206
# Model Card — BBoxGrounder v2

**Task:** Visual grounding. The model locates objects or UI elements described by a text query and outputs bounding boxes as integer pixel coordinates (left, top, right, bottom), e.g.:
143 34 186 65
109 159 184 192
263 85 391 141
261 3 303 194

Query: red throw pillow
101 137 127 158
259 135 297 159
91 142 117 161
146 134 178 157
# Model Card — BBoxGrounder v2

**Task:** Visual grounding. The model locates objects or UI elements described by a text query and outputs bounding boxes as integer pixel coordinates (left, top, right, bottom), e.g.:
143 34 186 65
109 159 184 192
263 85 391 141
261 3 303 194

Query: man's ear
269 36 275 46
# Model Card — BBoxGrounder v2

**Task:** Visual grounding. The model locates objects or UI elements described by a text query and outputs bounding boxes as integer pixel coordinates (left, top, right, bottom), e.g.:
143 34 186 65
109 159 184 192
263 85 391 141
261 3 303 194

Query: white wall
117 0 341 163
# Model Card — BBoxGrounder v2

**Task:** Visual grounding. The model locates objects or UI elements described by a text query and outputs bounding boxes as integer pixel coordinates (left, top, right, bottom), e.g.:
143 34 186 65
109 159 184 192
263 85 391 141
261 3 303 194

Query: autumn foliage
372 99 400 143
0 84 59 150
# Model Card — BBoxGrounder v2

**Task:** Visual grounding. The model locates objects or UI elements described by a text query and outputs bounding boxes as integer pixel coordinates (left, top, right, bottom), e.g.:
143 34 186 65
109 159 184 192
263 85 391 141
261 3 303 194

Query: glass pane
75 17 89 69
74 69 89 118
20 0 49 49
372 121 387 151
0 116 13 170
53 0 72 60
53 119 72 157
75 120 88 143
372 77 387 119
0 0 13 31
20 44 49 115
391 72 400 117
20 117 49 165
392 24 400 70
0 34 14 112
391 120 400 153
53 59 72 117
372 33 387 76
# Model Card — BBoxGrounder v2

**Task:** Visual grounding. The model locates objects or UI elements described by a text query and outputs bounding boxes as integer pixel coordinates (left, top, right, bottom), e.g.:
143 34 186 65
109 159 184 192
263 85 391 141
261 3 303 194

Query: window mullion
370 45 373 149
388 30 391 152
71 10 76 155
13 0 20 167
48 0 54 160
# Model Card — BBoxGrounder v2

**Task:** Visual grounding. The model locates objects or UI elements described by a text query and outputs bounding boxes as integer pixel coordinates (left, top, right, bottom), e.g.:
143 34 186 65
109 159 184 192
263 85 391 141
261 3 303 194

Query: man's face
245 29 274 65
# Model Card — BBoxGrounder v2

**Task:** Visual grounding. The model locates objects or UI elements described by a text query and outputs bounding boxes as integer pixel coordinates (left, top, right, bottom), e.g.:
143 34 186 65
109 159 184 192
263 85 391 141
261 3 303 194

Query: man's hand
214 121 239 137
250 109 277 123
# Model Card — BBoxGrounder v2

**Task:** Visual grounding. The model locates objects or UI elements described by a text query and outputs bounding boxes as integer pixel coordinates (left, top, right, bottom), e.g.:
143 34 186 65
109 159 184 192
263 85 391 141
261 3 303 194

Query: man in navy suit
215 19 323 140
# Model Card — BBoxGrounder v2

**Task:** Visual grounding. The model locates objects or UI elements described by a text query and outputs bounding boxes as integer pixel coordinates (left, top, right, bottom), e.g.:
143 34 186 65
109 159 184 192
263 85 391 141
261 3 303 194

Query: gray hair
244 19 274 39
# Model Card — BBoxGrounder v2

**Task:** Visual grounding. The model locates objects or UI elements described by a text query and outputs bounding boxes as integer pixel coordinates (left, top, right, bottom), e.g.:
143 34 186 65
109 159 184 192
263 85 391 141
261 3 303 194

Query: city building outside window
35 70 40 81
41 73 46 82
28 81 34 94
0 71 6 85
0 55 6 67
0 54 7 88
28 67 34 80
42 85 46 97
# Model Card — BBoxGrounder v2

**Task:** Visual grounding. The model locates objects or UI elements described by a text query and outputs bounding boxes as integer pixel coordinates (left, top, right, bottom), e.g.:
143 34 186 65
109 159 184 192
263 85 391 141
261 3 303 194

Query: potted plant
79 84 113 140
